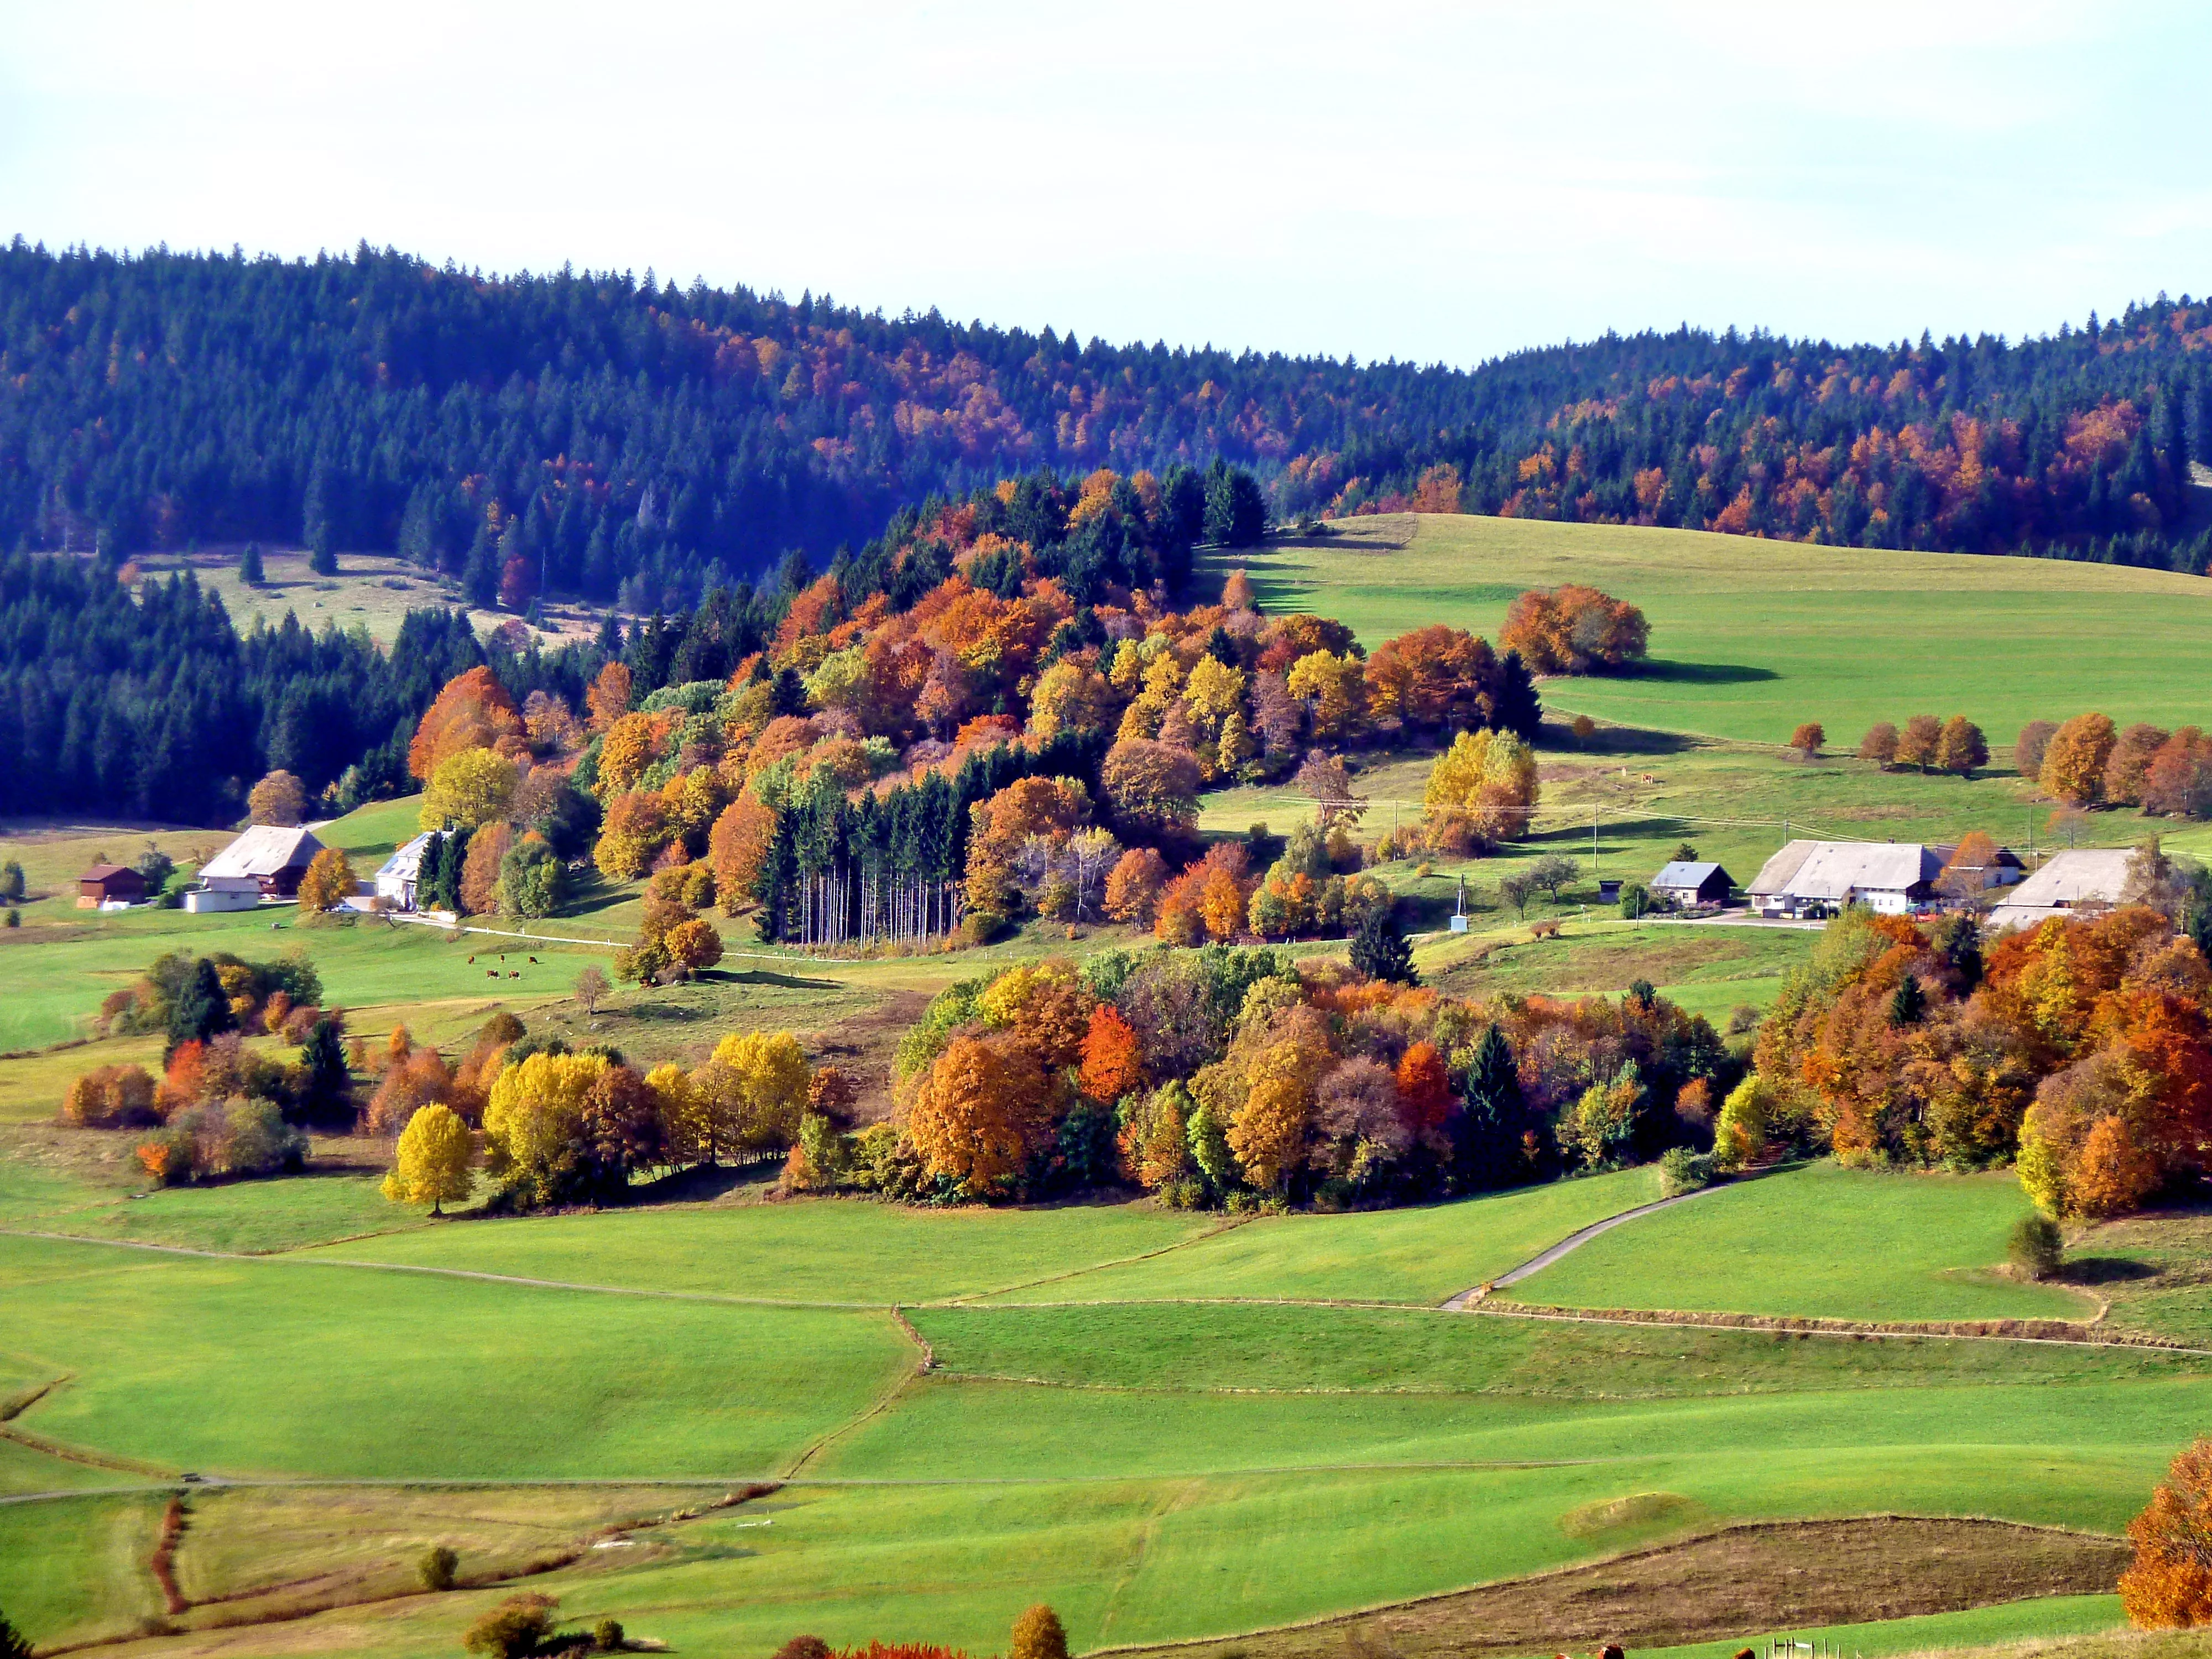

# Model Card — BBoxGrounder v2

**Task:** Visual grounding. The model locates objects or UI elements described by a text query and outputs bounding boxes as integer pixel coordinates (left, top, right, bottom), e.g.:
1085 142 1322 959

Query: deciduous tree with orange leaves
1499 586 1648 675
907 1031 1052 1196
1079 1005 1144 1104
2042 713 2119 806
408 666 528 780
2122 1436 2212 1627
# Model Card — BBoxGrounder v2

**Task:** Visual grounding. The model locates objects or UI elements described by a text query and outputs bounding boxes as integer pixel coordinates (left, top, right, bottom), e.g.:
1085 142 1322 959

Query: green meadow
1498 1163 2095 1323
982 1166 1663 1306
0 1161 2201 1657
1207 513 2212 745
0 1234 912 1480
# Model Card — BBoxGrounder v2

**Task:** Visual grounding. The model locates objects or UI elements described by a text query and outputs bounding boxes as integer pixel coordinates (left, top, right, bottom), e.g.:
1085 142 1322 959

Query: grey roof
375 832 435 884
1652 860 1730 889
201 825 323 880
1747 839 1954 902
1985 849 2136 930
1746 839 1818 897
1783 842 1950 901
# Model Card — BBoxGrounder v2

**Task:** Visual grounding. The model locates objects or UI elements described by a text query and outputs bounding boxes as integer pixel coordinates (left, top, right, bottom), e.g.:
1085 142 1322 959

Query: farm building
1747 840 1953 918
1984 848 2137 932
195 825 324 900
76 864 147 907
1940 843 2026 891
1650 860 1734 907
374 833 434 911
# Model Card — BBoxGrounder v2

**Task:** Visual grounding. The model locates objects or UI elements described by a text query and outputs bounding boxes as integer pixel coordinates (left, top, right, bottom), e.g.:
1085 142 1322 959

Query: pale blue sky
2 2 2205 365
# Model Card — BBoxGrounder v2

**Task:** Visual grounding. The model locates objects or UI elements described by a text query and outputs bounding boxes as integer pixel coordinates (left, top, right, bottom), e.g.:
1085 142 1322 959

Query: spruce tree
1456 1023 1526 1190
166 956 237 1058
1888 972 1927 1027
1349 902 1417 985
294 1016 354 1128
239 541 264 585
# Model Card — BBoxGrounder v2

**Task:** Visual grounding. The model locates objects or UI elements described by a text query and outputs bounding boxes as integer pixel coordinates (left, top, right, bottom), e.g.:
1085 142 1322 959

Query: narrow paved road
1439 1186 1720 1310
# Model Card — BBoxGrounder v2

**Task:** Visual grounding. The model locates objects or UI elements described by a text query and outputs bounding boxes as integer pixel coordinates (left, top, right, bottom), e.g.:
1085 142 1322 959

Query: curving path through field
1438 1186 1721 1310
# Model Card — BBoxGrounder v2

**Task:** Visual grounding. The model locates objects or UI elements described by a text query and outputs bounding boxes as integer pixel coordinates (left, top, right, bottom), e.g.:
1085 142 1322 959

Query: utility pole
1591 805 1600 875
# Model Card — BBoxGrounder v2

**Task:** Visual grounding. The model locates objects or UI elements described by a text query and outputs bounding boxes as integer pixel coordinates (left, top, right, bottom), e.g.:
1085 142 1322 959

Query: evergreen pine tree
1887 972 1927 1027
167 956 237 1058
771 666 810 717
239 541 264 585
1489 651 1543 739
1455 1023 1526 1190
294 1016 354 1128
1349 902 1417 985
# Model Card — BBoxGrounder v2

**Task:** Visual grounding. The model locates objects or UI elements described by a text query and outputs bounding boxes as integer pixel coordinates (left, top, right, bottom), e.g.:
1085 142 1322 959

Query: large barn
195 825 324 900
1747 840 1951 918
1984 848 2137 932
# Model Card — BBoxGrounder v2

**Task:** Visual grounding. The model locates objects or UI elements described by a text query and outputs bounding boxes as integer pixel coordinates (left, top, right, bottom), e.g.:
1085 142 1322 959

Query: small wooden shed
78 864 148 907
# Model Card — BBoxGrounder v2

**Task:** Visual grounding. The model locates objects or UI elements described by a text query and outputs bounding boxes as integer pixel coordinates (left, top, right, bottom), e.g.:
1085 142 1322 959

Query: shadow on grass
709 967 845 991
2058 1255 2161 1286
1543 721 1699 758
627 1161 779 1206
1635 658 1780 686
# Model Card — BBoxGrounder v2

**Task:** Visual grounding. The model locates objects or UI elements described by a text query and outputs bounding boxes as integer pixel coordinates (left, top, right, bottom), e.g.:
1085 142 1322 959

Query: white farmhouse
1746 840 1954 918
374 832 435 911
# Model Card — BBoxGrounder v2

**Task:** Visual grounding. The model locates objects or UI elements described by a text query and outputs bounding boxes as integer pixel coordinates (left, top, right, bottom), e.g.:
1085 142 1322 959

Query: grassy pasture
983 1166 1664 1306
310 1197 1219 1306
914 1301 2212 1397
811 1369 2209 1494
0 1234 913 1480
8 1168 424 1254
0 1493 168 1647
1637 1598 2128 1659
1206 514 2212 745
0 1169 2204 1658
1499 1163 2091 1323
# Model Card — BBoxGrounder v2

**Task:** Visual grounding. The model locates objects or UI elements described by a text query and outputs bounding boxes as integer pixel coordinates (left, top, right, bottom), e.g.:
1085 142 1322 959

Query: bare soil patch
1104 1517 2127 1659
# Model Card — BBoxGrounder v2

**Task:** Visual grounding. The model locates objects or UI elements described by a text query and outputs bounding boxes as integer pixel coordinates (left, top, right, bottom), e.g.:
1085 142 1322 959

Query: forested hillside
7 241 2212 608
0 555 597 821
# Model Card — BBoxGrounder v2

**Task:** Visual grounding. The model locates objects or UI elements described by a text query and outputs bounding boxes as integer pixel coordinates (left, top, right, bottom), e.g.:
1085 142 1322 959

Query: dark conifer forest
6 240 2212 603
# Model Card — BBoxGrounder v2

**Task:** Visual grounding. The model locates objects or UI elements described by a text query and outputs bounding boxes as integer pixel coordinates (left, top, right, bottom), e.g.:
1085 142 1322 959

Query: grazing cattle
467 955 475 964
508 970 520 979
1530 920 1563 940
527 956 540 964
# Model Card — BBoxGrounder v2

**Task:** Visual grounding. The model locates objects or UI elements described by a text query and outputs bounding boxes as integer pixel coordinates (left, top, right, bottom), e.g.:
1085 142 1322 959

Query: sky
2 1 2207 367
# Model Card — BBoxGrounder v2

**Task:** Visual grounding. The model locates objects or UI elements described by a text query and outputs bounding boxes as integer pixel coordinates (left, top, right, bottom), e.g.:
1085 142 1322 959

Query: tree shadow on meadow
1632 658 1780 686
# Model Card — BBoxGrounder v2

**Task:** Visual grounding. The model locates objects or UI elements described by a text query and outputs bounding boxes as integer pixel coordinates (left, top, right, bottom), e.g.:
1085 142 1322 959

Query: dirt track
1099 1516 2129 1659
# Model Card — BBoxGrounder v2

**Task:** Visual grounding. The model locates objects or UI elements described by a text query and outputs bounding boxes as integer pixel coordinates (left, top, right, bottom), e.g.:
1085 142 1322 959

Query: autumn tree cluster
364 1013 829 1211
65 950 351 1182
564 495 1542 956
1738 876 2212 1219
1855 714 1989 776
796 935 1733 1210
1499 587 1649 675
2020 712 2212 817
403 664 601 918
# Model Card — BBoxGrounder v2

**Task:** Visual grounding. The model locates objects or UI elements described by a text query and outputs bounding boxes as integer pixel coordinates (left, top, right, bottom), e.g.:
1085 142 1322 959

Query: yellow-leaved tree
296 847 357 914
1422 728 1540 848
420 747 520 832
483 1052 608 1204
382 1102 474 1214
682 1031 811 1163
